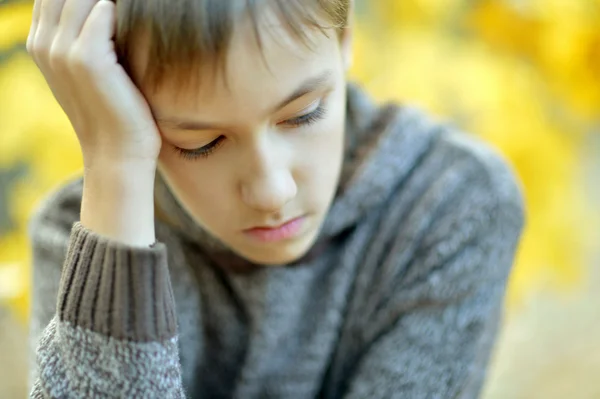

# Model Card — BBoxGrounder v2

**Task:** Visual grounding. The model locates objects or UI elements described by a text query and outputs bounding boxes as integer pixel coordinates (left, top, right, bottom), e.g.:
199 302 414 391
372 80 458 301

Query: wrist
81 161 157 247
82 137 161 169
84 153 158 171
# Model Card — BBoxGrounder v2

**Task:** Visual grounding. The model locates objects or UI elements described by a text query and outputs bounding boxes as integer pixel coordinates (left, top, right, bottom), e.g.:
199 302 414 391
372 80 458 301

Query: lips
243 216 306 243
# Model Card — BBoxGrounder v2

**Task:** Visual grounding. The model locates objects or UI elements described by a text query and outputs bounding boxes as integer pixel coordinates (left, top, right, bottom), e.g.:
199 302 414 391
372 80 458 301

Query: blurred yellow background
1 0 599 397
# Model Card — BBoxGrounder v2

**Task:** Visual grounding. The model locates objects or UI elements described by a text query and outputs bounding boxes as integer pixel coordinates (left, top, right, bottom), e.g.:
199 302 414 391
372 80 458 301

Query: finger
27 0 43 51
78 0 116 52
58 0 101 42
38 0 68 29
35 0 68 64
31 0 43 25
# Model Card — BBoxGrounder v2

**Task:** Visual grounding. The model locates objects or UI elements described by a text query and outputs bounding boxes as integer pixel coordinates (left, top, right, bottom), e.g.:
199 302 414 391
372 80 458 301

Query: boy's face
135 11 351 265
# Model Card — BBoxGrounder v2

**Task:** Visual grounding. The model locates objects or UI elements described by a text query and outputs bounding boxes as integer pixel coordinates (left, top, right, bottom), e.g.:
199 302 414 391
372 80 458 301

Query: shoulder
395 107 525 228
345 105 526 315
382 111 527 299
438 124 525 213
28 176 83 254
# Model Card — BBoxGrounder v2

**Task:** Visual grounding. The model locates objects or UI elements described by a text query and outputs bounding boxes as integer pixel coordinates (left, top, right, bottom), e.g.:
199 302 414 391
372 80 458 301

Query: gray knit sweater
28 84 525 398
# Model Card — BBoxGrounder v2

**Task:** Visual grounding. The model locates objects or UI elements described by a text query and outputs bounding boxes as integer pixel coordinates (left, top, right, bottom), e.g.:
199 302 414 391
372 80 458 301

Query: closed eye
171 101 328 161
280 103 327 128
172 135 225 160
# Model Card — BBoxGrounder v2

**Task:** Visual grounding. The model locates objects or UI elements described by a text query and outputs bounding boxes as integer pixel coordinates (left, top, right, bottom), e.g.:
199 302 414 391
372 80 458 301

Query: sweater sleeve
29 220 186 398
341 151 525 398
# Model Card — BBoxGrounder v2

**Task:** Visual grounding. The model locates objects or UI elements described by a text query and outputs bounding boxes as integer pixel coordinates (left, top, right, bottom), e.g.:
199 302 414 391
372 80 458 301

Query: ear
341 0 354 72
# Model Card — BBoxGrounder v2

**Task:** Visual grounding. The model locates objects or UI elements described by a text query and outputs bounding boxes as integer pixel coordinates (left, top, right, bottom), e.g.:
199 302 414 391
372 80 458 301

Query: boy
27 0 525 397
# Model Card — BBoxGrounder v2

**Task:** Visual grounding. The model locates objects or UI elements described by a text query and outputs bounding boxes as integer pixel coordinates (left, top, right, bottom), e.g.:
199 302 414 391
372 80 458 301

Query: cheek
158 149 201 190
294 101 345 199
157 153 237 226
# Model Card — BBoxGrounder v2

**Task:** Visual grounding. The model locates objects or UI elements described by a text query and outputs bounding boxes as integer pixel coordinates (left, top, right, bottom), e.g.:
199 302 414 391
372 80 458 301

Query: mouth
243 216 307 243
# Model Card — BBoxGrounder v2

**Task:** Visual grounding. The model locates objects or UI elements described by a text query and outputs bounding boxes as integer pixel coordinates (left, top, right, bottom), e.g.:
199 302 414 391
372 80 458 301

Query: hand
27 0 160 246
27 0 161 167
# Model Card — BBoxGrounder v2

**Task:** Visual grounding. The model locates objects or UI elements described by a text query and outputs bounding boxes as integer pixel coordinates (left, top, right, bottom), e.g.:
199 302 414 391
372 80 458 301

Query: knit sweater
28 84 525 399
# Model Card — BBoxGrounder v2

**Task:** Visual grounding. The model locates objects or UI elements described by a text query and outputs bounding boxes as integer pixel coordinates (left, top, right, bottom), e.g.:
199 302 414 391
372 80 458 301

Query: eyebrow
272 69 334 113
155 69 334 131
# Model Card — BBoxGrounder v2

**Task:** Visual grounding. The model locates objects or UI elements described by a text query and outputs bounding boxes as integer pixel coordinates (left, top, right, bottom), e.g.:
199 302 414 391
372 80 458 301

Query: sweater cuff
56 222 177 342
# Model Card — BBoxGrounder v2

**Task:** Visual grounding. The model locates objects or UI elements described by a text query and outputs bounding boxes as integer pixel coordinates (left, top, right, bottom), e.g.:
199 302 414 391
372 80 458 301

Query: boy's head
116 0 353 265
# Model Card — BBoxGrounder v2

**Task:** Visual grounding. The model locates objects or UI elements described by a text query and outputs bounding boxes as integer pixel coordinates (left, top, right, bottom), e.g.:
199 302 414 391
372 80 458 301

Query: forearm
81 160 157 247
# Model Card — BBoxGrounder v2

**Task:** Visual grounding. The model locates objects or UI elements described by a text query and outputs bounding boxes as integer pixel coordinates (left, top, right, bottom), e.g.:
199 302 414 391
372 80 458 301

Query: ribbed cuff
57 222 177 342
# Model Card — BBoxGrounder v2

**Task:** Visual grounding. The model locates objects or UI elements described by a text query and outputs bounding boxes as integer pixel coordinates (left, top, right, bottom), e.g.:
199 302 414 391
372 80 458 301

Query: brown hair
114 0 350 92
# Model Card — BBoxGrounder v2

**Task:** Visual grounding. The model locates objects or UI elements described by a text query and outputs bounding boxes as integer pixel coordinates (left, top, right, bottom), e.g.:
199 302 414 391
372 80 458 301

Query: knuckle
26 33 34 54
31 41 49 61
29 33 50 59
68 47 94 73
48 45 69 70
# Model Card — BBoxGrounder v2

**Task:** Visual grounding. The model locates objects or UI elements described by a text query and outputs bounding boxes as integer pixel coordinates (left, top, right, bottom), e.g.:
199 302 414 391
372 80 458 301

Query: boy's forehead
151 67 339 129
147 22 340 108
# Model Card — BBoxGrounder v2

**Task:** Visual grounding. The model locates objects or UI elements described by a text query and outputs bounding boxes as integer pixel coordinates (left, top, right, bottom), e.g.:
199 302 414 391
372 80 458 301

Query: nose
240 139 297 213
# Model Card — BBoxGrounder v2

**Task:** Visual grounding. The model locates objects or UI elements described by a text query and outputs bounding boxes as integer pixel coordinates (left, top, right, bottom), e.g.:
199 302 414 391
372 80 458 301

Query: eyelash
173 103 328 161
282 103 327 128
172 135 226 160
